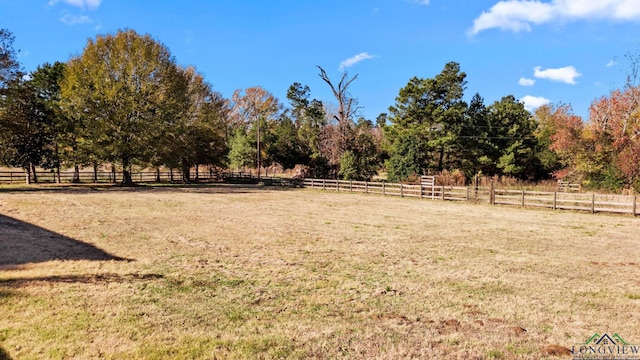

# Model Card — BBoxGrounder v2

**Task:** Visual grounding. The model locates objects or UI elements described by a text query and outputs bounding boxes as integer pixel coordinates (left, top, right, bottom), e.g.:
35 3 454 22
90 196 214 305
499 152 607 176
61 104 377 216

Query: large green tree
269 114 305 170
227 127 255 170
154 66 227 181
487 95 540 179
60 29 181 185
0 77 51 183
284 82 328 175
28 62 71 181
0 28 20 89
460 92 494 177
385 62 468 181
338 118 382 181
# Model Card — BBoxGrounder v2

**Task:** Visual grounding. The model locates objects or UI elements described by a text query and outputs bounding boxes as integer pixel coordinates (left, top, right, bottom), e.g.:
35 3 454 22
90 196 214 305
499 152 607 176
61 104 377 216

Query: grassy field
1 184 639 359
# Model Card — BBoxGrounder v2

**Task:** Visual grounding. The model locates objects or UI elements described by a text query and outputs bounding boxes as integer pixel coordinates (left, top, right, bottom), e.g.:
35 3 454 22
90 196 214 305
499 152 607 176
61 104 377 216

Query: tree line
1 28 639 191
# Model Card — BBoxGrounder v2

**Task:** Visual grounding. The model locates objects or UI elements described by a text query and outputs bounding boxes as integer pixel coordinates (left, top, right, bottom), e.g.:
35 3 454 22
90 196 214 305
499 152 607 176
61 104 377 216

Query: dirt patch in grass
1 184 639 359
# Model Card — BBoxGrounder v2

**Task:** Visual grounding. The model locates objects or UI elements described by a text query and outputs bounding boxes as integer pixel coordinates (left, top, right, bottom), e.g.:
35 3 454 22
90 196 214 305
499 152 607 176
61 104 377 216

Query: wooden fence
2 171 637 216
0 169 299 187
302 178 639 216
0 170 219 184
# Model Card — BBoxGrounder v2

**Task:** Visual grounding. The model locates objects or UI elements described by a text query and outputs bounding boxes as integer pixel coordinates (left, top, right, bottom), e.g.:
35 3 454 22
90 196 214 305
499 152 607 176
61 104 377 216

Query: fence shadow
0 214 129 266
0 182 299 195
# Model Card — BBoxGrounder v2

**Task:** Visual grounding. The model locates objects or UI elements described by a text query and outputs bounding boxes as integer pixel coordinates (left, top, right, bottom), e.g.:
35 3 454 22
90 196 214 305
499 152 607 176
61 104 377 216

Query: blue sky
2 0 640 121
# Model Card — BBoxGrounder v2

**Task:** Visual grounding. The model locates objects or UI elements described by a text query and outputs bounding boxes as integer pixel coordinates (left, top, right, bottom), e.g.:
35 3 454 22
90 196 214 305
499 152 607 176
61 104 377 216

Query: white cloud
533 65 581 84
339 52 376 71
520 95 551 111
606 59 618 67
469 0 640 35
406 0 430 5
60 13 93 25
519 77 536 86
49 0 102 10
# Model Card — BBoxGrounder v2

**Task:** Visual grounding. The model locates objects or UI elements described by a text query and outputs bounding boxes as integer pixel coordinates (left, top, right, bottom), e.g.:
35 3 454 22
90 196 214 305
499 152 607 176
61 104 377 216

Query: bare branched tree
316 66 360 171
316 66 359 124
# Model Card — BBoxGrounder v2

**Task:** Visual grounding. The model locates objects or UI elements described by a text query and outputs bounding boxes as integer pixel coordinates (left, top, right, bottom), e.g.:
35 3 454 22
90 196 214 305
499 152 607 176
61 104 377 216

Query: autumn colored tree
588 87 640 189
536 104 584 179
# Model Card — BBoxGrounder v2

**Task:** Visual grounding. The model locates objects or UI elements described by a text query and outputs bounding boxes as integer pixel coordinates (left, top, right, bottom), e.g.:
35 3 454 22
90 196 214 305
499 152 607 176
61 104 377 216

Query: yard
1 184 639 359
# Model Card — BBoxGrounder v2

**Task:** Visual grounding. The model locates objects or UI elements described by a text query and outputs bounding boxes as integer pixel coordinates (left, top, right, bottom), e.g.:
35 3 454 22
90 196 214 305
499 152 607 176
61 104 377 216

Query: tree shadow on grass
0 347 12 360
0 214 129 266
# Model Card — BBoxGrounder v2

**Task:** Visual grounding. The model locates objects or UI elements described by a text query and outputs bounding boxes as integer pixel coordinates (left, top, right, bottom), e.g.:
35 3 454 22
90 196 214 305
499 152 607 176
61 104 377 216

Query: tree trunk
170 168 174 182
155 168 161 183
111 164 116 183
121 158 133 186
55 145 61 183
93 162 98 183
181 160 190 183
31 163 38 183
195 164 199 181
25 166 31 185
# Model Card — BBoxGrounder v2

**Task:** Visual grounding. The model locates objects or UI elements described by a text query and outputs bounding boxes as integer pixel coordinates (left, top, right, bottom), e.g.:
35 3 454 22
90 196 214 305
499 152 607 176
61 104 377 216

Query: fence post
521 190 525 207
365 181 368 194
466 187 470 201
441 186 445 200
400 184 404 197
553 192 557 210
350 181 353 192
337 180 340 191
420 184 423 199
322 179 326 190
490 183 495 205
591 194 595 214
383 182 386 195
633 195 637 216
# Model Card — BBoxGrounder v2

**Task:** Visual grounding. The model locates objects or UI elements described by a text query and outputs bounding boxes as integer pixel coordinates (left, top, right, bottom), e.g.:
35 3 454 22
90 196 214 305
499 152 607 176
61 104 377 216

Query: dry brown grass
1 183 639 359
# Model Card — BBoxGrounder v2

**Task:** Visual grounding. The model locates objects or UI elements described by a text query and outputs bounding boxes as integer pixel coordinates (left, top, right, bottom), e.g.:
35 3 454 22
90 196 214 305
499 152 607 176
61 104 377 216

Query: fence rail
302 178 639 216
0 170 219 184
